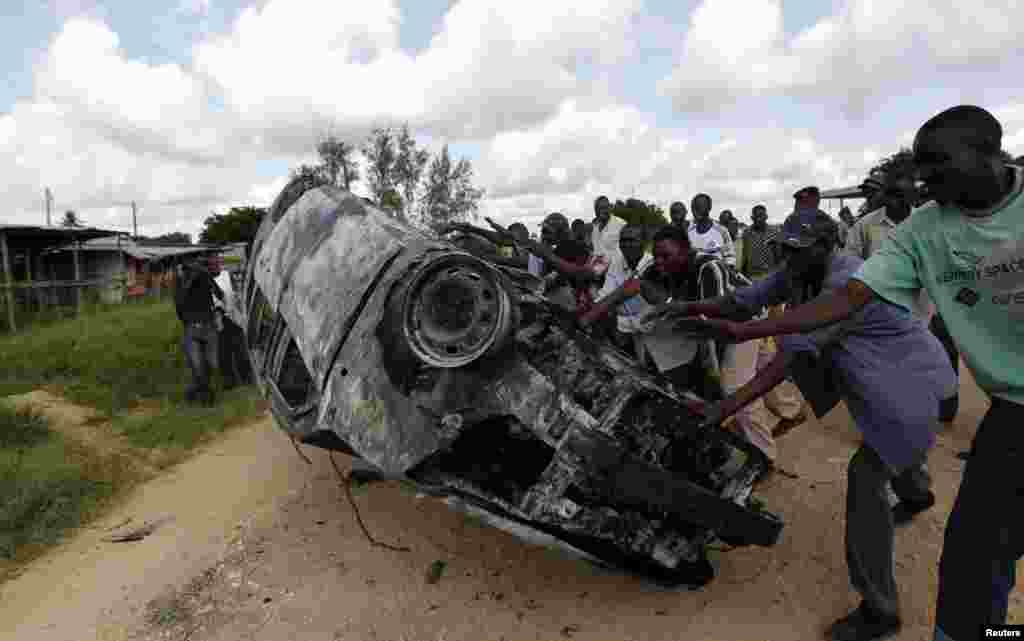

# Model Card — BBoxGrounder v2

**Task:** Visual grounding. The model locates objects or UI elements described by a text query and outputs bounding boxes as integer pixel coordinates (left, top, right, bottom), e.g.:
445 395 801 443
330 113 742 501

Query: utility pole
45 188 53 226
131 201 138 240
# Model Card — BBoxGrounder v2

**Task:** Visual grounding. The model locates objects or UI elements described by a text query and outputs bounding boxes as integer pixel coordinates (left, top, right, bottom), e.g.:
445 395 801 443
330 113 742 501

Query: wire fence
0 271 177 335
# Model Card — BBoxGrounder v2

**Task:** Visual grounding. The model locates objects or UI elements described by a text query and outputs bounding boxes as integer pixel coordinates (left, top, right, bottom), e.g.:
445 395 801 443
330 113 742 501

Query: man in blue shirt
649 212 956 641
683 106 1024 641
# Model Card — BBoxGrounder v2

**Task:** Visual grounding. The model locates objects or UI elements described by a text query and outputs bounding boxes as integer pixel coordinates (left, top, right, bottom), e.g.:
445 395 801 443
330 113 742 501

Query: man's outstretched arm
678 279 875 344
705 351 795 426
741 278 874 339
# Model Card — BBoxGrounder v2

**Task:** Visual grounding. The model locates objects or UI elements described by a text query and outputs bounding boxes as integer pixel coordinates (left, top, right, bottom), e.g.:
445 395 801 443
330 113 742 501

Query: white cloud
193 0 641 146
659 0 1024 116
477 99 874 232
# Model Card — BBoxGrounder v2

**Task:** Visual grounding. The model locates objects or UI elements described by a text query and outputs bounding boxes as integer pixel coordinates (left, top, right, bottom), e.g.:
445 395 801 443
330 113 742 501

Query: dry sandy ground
1 365 1021 641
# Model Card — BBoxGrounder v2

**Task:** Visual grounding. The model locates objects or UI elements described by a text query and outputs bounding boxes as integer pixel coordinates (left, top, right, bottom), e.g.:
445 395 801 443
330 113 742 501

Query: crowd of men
444 105 1023 641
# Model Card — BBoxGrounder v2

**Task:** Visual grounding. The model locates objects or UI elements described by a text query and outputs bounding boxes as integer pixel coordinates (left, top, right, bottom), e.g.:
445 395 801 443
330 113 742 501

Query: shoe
825 603 901 641
892 492 935 526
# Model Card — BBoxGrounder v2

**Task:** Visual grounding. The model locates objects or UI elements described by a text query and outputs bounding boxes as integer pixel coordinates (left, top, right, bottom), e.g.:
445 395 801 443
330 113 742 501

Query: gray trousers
182 321 219 402
847 445 932 617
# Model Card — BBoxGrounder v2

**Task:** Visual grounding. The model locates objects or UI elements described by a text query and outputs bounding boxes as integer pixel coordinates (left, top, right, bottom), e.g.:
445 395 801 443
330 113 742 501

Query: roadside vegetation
0 297 267 578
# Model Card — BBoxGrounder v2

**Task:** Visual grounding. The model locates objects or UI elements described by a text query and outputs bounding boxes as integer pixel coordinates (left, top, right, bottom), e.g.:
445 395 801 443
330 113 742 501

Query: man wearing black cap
794 185 822 212
688 105 1024 641
650 211 956 641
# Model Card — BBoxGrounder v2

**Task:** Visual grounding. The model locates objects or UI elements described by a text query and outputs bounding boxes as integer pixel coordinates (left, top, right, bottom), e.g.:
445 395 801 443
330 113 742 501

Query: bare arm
738 279 873 340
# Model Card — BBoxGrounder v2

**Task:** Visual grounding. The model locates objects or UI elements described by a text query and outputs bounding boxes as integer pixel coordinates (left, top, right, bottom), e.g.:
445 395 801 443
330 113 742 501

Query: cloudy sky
3 0 1024 239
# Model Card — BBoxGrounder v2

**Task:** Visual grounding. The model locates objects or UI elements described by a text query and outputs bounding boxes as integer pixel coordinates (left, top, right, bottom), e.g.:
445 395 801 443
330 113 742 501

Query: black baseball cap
793 185 820 199
777 211 838 249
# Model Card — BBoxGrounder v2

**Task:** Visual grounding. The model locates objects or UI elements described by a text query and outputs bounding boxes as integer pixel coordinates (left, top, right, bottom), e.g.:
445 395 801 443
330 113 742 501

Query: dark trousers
182 321 218 404
934 397 1024 641
847 445 932 617
218 317 252 388
929 314 960 421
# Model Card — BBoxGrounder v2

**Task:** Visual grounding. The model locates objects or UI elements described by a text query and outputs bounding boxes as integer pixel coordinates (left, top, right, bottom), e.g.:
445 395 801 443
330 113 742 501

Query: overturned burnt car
240 176 783 586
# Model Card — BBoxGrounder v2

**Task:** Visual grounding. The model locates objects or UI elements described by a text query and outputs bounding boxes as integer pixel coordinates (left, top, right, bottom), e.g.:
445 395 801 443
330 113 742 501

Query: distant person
589 196 627 281
175 256 225 405
669 201 689 230
571 218 588 244
838 206 856 248
688 194 736 267
741 204 806 434
580 222 654 355
718 210 740 241
213 260 252 390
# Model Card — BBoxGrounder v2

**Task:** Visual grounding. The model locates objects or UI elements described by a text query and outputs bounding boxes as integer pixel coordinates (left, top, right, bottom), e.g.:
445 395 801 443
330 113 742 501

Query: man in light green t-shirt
681 105 1023 641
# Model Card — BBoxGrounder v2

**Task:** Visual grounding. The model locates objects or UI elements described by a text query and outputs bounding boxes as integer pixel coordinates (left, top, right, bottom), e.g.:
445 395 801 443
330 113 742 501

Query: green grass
0 298 187 414
0 298 269 575
0 413 122 566
115 385 266 452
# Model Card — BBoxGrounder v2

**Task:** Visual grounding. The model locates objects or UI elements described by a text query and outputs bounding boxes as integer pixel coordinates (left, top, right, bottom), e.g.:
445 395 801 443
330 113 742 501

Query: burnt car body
241 176 783 586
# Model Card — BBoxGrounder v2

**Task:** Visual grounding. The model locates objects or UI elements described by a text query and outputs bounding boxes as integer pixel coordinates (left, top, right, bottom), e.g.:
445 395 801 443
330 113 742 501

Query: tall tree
316 135 360 191
393 124 429 221
419 145 485 229
199 206 267 245
361 127 398 215
61 210 81 228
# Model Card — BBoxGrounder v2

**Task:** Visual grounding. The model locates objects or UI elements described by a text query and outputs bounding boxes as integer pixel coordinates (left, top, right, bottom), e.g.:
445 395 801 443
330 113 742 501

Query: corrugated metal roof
46 235 219 260
0 224 119 243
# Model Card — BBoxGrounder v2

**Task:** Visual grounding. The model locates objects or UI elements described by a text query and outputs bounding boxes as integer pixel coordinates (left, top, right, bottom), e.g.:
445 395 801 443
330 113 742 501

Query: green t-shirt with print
854 165 1024 406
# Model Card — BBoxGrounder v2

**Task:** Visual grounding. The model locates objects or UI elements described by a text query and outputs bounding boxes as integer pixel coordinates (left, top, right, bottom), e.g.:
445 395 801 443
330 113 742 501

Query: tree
61 210 81 228
393 124 430 221
145 232 192 245
316 135 360 191
419 145 485 229
290 163 326 183
361 127 398 215
610 198 668 227
199 206 267 245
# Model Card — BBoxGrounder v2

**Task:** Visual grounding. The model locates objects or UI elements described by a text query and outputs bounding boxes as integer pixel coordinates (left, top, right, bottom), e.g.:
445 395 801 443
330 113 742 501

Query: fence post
0 231 15 333
73 237 82 314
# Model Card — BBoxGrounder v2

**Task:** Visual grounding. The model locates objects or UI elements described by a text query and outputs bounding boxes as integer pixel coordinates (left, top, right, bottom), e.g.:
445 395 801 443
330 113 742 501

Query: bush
0 405 51 452
0 474 110 559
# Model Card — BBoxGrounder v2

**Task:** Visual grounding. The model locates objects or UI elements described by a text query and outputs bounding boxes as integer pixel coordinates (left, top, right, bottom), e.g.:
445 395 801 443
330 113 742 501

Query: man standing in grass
175 256 224 405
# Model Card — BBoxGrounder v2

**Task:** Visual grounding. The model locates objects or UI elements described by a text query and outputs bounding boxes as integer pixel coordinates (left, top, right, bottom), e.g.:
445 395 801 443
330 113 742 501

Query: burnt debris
241 177 782 587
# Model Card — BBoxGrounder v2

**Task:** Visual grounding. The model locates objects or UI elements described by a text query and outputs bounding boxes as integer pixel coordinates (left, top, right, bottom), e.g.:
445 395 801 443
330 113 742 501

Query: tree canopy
199 206 267 245
610 198 668 227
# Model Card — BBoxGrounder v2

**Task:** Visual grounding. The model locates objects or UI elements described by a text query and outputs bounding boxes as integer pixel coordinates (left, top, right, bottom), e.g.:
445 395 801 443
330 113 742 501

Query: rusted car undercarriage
241 176 783 587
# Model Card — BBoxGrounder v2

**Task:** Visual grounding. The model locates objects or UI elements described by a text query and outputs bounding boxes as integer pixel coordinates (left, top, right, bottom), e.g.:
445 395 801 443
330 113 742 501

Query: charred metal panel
243 179 785 586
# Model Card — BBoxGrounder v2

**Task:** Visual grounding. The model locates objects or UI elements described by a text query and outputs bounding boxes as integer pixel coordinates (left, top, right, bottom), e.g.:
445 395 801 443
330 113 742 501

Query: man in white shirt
688 193 736 267
589 196 627 281
584 223 653 355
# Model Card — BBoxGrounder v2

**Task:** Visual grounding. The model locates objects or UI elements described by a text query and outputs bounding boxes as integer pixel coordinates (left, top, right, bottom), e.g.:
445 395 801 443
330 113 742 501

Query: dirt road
1 366 1021 641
